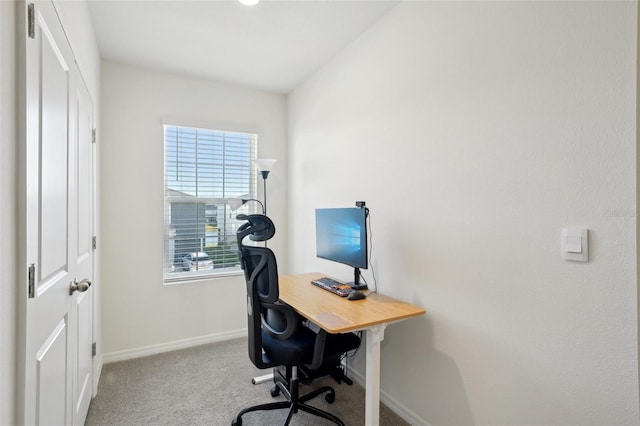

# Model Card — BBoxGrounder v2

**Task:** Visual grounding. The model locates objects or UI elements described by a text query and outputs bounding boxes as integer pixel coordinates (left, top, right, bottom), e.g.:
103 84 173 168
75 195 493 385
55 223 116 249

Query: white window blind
163 124 258 282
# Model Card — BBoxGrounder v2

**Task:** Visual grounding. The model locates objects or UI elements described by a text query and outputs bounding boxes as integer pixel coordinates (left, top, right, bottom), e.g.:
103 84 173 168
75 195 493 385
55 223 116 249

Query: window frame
163 123 259 284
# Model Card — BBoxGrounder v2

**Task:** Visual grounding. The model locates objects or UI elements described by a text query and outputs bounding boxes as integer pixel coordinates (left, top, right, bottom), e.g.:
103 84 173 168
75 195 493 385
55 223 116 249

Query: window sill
163 268 243 285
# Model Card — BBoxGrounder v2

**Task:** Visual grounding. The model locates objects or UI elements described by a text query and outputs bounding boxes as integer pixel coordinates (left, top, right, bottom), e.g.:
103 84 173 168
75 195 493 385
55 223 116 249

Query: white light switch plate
561 227 588 262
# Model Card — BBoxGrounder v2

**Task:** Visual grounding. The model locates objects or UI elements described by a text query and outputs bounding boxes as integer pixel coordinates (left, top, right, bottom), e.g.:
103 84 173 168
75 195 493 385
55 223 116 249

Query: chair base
231 398 344 426
232 371 345 426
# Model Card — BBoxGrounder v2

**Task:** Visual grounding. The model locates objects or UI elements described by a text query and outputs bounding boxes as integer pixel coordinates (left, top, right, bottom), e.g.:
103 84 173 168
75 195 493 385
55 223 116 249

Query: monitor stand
347 267 368 291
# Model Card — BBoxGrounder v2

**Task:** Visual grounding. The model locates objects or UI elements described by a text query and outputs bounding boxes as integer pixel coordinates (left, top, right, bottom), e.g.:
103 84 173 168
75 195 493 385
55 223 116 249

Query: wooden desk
279 272 425 426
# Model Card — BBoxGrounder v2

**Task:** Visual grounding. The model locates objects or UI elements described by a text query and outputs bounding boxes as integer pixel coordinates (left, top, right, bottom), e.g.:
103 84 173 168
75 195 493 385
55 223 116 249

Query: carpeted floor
86 337 409 425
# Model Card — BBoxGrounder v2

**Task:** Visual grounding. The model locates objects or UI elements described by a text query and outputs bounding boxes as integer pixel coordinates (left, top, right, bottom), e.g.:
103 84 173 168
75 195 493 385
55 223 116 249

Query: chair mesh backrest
236 215 290 368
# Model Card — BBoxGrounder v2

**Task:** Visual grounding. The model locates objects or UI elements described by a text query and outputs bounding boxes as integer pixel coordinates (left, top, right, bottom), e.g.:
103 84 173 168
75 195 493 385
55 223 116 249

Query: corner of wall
636 1 640 418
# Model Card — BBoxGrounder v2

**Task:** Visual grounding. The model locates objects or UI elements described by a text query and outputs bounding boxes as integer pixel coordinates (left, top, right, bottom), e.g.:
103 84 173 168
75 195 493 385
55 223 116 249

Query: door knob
69 278 92 295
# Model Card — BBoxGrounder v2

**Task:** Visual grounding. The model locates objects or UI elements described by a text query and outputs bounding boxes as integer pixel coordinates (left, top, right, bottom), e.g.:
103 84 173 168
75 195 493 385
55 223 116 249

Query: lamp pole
254 159 276 215
261 172 269 214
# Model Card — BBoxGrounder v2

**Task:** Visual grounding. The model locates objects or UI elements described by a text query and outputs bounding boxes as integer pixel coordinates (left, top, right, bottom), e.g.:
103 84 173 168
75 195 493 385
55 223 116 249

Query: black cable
341 330 364 382
365 208 378 293
342 331 363 360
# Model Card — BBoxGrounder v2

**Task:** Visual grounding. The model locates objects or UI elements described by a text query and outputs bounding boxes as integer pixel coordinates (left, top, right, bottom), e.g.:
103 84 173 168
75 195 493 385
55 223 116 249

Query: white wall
100 61 287 355
288 2 638 425
0 1 16 424
53 0 101 99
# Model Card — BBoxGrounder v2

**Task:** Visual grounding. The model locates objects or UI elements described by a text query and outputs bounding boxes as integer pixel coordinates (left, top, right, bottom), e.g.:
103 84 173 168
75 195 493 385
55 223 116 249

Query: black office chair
232 214 360 426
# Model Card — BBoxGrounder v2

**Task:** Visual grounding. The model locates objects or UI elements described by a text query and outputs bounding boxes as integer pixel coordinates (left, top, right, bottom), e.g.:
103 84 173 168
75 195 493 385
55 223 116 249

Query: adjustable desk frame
278 273 425 426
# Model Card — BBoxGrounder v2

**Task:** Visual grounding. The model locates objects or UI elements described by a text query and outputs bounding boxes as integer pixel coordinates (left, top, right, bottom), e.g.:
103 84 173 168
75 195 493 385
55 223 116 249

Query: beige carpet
86 337 409 426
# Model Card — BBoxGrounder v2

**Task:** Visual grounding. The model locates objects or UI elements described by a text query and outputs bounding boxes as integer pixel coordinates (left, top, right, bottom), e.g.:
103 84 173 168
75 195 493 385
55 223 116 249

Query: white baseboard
102 328 247 364
347 366 431 426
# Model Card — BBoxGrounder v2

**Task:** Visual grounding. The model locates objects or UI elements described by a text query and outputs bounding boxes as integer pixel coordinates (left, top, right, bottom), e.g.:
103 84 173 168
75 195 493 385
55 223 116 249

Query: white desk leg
365 324 387 426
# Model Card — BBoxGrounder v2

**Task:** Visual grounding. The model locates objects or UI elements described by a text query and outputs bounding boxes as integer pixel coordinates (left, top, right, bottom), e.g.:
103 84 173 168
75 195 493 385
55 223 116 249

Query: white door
23 1 94 424
70 65 95 426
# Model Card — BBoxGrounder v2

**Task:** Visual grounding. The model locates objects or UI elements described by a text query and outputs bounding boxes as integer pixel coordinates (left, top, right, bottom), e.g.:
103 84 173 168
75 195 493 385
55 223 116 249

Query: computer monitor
315 207 368 290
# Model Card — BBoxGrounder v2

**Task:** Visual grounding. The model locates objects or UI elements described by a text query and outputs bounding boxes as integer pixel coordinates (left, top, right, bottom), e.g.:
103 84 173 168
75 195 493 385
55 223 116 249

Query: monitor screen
315 208 368 269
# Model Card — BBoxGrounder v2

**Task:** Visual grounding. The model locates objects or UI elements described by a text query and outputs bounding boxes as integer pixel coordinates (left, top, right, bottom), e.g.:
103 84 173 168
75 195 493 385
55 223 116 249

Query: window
164 124 258 282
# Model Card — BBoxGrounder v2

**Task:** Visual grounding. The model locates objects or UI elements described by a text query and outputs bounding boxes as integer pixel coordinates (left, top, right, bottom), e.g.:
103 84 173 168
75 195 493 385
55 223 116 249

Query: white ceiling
87 0 399 94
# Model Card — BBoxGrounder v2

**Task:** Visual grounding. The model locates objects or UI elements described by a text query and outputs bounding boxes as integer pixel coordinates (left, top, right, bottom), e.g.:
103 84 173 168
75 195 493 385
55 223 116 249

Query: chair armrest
261 302 298 340
301 320 360 371
300 319 328 370
302 319 321 334
307 330 328 370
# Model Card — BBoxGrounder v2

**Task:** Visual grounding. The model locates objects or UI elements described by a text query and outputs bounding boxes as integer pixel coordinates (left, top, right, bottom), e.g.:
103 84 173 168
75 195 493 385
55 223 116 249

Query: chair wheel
270 385 280 397
325 392 335 404
231 418 242 426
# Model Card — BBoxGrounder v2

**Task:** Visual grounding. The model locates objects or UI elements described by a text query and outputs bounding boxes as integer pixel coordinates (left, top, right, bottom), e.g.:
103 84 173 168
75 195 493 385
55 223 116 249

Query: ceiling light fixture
238 0 260 5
